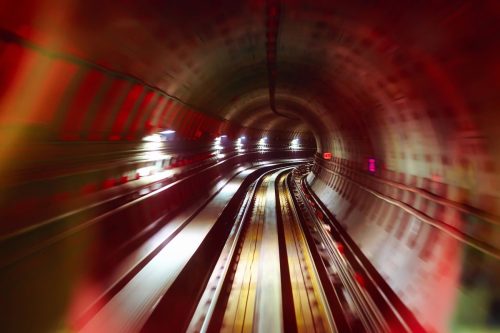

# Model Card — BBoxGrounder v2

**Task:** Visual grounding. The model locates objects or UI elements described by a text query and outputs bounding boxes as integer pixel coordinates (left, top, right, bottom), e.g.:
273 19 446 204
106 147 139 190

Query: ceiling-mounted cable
265 0 299 120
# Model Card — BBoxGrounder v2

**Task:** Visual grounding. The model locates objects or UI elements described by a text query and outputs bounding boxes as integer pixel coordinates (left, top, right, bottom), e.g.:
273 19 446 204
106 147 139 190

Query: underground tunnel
0 0 499 332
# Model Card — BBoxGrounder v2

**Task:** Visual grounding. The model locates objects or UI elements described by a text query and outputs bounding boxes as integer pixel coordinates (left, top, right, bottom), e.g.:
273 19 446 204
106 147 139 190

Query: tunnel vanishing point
0 1 499 332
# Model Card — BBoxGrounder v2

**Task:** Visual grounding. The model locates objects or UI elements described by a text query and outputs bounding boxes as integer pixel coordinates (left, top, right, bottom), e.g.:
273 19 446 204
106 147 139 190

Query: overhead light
159 129 175 134
144 151 168 161
236 137 245 152
214 135 226 150
137 166 154 177
290 138 300 149
258 137 268 153
142 134 162 142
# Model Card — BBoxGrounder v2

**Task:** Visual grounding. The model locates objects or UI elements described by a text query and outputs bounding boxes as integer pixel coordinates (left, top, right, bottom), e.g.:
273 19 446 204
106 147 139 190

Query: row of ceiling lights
143 130 301 155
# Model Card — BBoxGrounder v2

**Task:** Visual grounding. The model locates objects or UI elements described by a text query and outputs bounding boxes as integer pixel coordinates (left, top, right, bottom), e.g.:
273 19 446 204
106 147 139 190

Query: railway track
188 166 387 332
290 165 426 333
41 162 423 333
288 167 387 333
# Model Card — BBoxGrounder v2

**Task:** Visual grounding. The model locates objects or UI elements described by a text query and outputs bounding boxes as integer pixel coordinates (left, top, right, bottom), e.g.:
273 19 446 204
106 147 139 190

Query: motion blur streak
0 1 499 332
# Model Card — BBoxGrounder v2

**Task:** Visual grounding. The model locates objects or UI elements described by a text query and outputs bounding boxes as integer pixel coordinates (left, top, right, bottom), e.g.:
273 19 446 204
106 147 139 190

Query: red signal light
323 152 332 160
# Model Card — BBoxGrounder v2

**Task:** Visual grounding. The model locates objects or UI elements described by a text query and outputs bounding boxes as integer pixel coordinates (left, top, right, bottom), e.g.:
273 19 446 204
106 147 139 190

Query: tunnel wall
0 26 315 236
307 153 499 332
0 22 309 143
0 29 250 142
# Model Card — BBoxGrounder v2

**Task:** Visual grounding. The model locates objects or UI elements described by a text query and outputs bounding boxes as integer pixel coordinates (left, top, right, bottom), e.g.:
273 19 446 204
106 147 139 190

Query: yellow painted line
280 177 335 333
281 182 317 332
222 177 269 333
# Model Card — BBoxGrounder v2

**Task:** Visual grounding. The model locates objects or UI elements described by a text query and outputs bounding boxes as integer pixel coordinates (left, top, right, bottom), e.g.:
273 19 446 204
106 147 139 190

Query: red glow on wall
61 70 105 140
109 84 144 140
119 175 128 184
165 103 182 131
0 43 25 101
354 272 365 288
102 178 116 189
36 60 79 124
158 99 173 129
88 80 130 140
127 91 157 140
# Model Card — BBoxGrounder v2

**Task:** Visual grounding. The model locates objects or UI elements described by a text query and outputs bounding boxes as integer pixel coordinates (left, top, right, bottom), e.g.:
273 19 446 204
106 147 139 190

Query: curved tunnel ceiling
3 1 497 150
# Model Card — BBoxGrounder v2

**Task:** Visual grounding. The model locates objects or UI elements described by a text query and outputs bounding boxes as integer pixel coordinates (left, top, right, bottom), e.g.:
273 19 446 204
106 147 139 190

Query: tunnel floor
13 160 422 333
